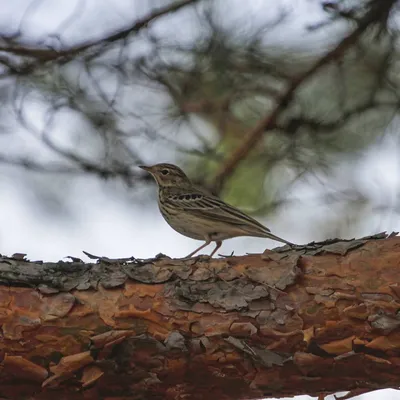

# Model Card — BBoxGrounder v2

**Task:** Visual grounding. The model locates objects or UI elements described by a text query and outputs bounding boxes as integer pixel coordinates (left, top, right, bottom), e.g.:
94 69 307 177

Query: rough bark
1 233 400 399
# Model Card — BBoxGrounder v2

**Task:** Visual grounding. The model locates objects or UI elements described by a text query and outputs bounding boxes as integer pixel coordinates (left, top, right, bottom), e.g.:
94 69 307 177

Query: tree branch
211 0 397 193
1 233 400 399
0 0 200 72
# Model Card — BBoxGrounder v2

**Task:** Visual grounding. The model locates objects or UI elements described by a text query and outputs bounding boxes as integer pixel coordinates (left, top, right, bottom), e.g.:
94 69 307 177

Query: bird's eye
161 169 169 175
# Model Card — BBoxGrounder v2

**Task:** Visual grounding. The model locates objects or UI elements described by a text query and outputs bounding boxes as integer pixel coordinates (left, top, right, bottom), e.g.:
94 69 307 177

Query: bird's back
158 185 274 241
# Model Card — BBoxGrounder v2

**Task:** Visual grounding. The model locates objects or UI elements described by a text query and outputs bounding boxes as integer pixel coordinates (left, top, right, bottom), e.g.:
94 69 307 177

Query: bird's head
139 163 192 188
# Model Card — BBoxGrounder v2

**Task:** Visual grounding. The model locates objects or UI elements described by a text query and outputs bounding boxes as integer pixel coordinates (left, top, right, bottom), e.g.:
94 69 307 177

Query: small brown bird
139 163 294 257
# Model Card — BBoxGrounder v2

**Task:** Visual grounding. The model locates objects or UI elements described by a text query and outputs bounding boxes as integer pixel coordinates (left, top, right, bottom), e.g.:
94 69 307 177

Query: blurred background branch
211 0 398 192
1 0 400 252
0 0 200 73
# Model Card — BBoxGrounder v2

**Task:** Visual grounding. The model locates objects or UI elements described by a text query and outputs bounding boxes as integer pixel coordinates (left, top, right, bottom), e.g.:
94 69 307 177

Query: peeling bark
1 233 400 399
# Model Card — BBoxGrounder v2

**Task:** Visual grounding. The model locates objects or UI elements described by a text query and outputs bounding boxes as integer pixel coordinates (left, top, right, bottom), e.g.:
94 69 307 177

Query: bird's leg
186 240 211 258
209 240 222 257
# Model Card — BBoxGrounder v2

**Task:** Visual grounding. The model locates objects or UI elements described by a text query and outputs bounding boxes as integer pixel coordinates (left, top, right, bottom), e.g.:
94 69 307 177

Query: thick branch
1 233 400 399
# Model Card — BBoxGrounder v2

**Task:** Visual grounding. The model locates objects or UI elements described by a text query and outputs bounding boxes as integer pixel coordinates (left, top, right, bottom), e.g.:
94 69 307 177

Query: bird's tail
264 231 294 246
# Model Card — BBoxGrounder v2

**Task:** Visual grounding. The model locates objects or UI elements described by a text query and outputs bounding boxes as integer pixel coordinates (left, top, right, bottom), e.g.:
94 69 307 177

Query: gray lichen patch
244 254 302 290
175 280 270 311
164 331 187 351
284 232 392 257
225 336 289 367
369 310 400 334
0 259 91 291
123 263 174 283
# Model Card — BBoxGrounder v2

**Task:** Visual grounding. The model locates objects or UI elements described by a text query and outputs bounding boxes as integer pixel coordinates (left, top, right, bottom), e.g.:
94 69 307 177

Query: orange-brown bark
1 234 400 399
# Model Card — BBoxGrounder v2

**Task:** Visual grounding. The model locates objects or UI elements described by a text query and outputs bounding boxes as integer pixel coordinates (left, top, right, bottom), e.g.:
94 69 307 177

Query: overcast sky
0 2 399 399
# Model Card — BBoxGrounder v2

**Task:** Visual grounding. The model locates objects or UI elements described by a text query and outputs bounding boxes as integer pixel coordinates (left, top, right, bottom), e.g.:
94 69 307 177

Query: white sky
0 1 399 399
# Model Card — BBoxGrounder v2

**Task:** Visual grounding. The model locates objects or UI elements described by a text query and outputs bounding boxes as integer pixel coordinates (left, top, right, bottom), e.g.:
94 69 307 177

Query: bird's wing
166 192 271 235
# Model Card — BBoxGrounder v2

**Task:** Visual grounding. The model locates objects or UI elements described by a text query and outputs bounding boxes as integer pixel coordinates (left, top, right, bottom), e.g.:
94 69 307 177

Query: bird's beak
138 165 152 172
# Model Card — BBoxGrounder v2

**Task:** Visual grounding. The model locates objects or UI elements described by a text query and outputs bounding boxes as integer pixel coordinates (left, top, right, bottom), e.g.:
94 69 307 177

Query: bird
139 163 294 257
